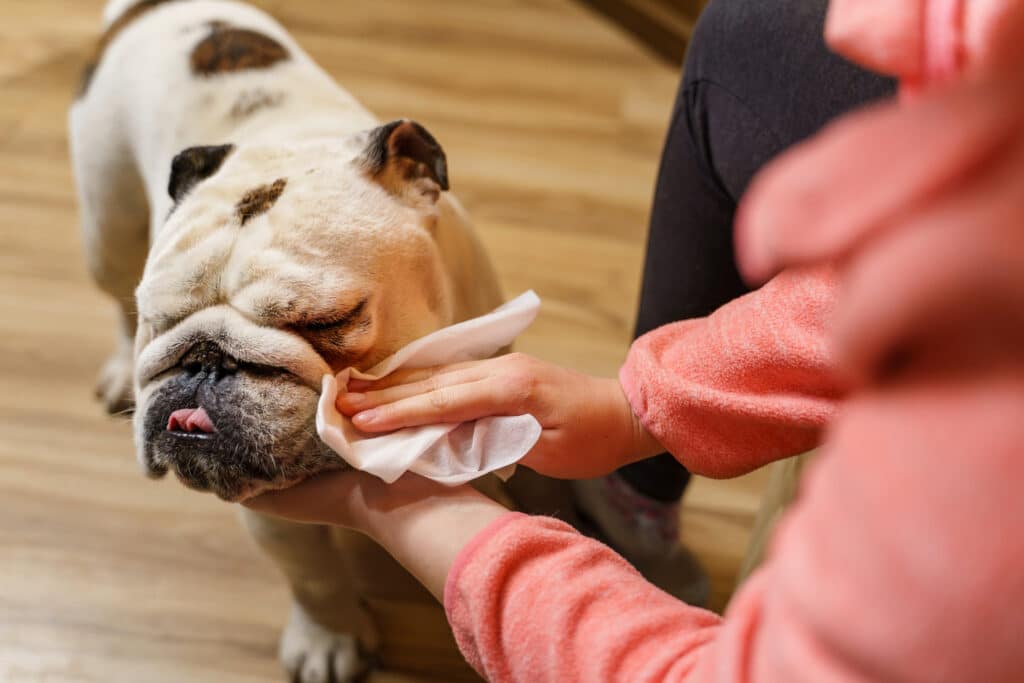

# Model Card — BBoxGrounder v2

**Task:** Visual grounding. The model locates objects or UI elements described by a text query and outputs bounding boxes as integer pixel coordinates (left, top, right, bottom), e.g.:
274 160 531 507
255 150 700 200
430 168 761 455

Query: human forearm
358 481 509 602
241 469 510 602
621 265 844 478
445 512 725 682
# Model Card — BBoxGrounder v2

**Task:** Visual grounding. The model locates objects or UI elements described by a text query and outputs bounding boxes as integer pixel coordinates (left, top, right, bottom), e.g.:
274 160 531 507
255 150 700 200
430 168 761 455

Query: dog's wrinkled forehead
137 123 450 336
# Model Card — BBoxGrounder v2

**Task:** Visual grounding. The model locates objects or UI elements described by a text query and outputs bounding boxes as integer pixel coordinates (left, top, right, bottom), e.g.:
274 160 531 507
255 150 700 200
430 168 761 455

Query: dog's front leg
69 100 150 415
240 508 378 683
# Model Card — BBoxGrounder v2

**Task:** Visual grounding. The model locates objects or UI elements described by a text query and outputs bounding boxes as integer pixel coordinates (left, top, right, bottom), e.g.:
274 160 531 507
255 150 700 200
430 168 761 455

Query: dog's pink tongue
167 407 217 433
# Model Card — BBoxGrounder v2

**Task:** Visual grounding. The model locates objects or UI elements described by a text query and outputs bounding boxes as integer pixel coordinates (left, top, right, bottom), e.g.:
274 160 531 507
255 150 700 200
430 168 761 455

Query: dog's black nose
180 341 239 380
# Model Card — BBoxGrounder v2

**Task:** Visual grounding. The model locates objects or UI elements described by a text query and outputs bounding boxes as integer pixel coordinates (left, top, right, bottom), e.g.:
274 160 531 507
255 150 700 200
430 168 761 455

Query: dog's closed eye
301 298 368 333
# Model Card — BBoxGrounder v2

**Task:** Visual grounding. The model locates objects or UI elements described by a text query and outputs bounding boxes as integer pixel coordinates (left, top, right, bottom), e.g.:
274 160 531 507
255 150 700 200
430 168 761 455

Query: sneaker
572 473 710 607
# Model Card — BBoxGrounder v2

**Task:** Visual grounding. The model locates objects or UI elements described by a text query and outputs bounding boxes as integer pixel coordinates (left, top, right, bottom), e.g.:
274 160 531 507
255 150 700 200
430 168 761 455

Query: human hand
335 352 664 479
825 0 1024 85
243 470 510 601
241 468 446 530
736 54 1024 384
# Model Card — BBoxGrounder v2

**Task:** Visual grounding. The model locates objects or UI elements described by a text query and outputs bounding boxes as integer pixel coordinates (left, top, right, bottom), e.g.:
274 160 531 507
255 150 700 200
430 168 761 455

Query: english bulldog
70 1 573 680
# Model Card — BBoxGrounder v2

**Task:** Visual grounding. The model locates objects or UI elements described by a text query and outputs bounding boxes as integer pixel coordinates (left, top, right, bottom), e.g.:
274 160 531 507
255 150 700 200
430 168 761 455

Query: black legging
617 0 896 502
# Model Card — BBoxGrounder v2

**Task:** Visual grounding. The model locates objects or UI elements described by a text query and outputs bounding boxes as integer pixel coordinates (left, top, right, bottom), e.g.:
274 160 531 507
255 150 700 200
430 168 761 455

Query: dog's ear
168 144 235 202
359 120 449 205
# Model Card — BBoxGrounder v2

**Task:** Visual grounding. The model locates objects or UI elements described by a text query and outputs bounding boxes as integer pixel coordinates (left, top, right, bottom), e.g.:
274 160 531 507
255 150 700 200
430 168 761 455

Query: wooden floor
0 1 767 680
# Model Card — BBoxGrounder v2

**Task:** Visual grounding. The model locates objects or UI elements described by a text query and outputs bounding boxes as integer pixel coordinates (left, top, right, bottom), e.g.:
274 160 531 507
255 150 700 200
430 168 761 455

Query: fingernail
353 409 378 426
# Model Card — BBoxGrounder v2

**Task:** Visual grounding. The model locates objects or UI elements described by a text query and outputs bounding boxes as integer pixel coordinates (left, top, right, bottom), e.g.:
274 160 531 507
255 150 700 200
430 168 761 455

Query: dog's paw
280 603 369 683
95 347 135 415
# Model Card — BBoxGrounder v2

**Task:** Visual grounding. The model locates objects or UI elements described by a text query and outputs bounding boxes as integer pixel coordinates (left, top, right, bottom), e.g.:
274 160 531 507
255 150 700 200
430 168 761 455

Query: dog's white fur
68 1 551 680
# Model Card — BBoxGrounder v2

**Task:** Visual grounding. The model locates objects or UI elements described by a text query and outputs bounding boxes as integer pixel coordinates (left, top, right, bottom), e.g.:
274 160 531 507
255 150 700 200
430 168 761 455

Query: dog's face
133 121 455 501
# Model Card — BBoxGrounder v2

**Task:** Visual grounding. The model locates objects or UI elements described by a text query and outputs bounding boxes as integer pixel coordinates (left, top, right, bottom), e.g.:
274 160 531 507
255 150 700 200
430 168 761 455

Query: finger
241 470 362 525
346 359 487 392
352 376 528 432
337 366 488 415
736 77 1020 283
834 139 1024 383
965 0 1024 76
825 0 925 79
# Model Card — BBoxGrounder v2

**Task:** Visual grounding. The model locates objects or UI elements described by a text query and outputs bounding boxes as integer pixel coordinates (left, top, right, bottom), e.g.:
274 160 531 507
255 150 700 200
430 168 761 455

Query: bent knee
685 0 829 85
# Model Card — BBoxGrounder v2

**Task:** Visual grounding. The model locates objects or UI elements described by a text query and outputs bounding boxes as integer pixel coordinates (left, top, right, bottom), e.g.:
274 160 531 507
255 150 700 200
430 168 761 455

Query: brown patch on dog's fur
229 89 286 119
236 178 287 225
78 0 183 98
191 25 289 76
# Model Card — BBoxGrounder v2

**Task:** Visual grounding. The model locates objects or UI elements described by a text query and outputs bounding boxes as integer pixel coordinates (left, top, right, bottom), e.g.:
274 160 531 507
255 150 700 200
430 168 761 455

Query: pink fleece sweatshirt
442 6 1024 681
444 265 1024 682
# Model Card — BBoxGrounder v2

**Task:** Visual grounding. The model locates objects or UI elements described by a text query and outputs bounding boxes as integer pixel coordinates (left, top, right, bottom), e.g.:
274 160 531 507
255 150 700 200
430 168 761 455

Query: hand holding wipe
316 292 542 484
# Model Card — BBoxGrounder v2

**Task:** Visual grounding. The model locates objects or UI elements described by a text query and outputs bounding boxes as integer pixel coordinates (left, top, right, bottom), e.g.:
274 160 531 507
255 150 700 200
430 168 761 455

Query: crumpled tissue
316 291 542 485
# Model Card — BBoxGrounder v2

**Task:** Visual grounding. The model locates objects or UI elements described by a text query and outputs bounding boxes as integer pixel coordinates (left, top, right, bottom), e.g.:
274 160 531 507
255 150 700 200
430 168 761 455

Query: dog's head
133 120 455 501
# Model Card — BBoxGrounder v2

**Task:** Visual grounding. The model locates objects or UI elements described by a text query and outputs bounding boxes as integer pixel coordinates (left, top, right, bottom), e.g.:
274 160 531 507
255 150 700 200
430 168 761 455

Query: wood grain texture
578 0 708 64
0 0 766 680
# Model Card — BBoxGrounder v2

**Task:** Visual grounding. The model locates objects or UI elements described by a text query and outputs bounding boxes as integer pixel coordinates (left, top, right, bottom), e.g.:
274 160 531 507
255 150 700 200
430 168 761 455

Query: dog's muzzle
140 338 328 501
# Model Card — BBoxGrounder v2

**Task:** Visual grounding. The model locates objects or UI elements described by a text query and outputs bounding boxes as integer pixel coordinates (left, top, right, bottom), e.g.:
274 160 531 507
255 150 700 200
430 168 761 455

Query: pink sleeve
444 512 724 683
619 265 843 478
445 379 1024 683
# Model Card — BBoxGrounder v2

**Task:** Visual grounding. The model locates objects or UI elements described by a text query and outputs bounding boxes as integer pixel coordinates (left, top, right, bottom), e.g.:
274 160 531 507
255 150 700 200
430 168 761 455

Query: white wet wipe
316 291 542 485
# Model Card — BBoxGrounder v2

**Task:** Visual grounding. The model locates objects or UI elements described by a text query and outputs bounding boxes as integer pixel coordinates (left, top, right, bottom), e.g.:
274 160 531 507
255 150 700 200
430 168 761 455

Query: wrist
357 479 509 601
613 378 664 462
357 476 503 546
